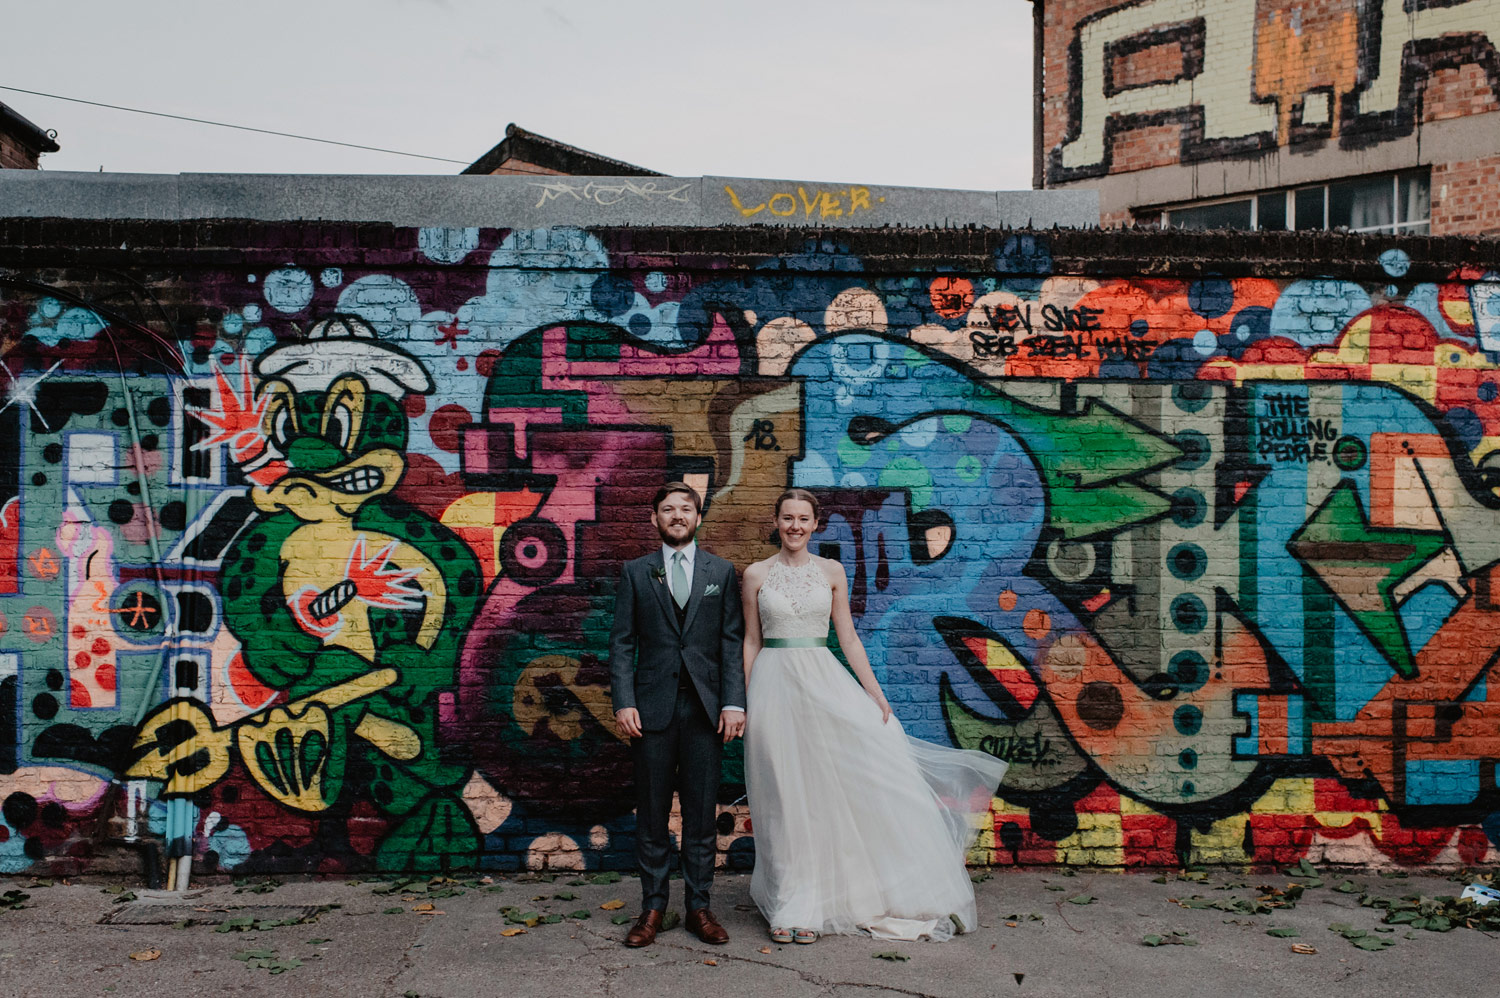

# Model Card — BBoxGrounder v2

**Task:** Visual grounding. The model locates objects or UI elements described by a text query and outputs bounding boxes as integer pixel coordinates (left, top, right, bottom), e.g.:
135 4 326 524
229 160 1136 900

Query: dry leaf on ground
500 928 526 937
600 900 625 911
129 949 161 962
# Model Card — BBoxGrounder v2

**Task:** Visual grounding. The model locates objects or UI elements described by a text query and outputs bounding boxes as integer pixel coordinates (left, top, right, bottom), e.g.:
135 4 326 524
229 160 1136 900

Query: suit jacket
609 547 746 732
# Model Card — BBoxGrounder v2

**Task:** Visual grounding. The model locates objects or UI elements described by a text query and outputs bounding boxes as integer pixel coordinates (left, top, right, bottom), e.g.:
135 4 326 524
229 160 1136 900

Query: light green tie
671 551 689 610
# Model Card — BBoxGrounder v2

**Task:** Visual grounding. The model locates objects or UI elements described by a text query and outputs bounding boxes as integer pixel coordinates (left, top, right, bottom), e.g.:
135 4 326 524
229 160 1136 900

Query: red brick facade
1039 0 1500 236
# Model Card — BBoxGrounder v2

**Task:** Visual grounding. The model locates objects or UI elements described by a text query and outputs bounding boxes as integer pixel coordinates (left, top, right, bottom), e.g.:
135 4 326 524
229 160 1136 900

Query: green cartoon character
212 315 481 871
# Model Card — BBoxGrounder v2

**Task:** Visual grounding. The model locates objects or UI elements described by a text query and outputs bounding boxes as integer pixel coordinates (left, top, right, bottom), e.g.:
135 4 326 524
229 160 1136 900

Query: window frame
1160 169 1429 235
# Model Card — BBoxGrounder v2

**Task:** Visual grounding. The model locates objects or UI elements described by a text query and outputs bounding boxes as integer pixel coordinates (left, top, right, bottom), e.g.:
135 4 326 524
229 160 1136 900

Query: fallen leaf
1066 895 1095 905
611 915 632 925
1290 943 1318 955
412 903 435 913
129 949 161 962
1142 934 1164 947
703 959 718 966
759 946 772 954
1267 927 1300 938
306 938 331 945
1351 935 1396 951
569 910 591 920
600 900 625 911
500 928 526 937
554 892 577 901
1005 922 1018 928
872 952 910 962
383 908 404 915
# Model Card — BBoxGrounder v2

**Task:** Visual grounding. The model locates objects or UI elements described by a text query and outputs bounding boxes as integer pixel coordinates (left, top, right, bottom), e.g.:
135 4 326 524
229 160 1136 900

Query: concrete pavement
1 867 1496 997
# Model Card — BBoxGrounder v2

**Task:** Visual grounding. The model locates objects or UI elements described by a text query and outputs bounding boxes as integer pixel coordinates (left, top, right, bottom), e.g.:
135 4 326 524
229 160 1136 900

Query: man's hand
615 707 643 739
718 710 745 743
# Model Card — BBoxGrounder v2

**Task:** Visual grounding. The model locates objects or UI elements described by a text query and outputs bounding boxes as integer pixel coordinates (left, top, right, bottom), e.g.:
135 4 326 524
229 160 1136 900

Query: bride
741 488 1010 944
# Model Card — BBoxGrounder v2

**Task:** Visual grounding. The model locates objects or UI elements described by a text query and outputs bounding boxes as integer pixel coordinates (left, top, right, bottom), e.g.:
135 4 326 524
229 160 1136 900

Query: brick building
0 102 59 170
1035 0 1500 235
463 123 660 178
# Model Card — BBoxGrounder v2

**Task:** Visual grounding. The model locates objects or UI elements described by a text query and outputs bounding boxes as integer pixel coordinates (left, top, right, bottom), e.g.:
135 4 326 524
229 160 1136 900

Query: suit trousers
632 686 721 913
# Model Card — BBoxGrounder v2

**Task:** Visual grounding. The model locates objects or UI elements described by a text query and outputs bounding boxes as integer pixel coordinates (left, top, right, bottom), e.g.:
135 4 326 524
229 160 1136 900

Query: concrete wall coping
0 171 1099 230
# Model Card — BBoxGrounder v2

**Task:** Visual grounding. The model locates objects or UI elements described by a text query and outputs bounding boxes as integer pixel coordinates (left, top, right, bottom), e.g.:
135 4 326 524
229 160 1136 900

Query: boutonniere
704 583 722 597
650 566 667 584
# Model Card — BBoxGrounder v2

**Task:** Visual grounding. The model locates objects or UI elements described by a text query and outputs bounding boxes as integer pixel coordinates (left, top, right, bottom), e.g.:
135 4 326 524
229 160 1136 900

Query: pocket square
703 583 722 597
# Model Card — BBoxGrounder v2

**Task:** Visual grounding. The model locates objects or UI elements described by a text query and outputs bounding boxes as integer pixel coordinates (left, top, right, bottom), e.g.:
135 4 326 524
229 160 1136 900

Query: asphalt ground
1 867 1497 997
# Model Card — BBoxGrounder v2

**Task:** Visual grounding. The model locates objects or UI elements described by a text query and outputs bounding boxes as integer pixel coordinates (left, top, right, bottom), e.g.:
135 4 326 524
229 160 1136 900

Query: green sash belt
763 637 828 648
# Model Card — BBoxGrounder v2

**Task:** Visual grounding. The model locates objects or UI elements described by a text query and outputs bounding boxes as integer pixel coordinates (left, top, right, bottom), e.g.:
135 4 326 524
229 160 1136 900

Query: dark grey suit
609 546 745 913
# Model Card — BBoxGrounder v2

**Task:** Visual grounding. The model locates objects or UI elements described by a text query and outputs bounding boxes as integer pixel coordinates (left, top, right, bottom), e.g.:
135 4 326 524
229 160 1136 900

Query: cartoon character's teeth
309 580 357 621
325 467 384 494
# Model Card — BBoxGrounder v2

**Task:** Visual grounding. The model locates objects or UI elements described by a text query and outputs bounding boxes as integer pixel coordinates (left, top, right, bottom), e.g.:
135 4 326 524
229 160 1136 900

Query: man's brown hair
653 481 703 514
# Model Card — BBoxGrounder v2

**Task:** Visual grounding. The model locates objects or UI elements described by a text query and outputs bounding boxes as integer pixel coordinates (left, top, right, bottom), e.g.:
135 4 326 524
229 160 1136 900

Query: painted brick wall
2 221 1500 877
1043 0 1500 233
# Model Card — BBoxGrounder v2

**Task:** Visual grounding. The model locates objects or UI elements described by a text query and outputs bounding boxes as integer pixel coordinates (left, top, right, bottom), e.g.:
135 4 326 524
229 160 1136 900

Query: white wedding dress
745 558 1010 941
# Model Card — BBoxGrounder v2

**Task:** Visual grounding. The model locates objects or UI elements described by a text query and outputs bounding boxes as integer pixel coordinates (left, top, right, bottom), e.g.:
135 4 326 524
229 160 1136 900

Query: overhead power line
0 84 469 165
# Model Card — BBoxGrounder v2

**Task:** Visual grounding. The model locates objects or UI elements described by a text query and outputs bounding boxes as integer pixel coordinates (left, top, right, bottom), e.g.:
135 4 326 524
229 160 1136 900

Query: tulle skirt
745 645 1009 941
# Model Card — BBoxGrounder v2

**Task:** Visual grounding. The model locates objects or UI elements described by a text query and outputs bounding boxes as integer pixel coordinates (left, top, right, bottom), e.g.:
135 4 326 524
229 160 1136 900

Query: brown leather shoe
624 909 664 948
685 908 729 945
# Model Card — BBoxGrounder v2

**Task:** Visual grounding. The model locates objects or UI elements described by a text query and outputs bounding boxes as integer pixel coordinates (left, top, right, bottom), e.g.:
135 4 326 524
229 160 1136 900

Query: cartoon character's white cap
254 314 433 397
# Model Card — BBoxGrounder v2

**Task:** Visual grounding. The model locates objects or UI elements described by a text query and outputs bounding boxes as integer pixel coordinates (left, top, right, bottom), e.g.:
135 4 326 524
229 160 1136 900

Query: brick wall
1433 155 1500 234
1043 0 1500 235
3 220 1500 876
0 132 41 170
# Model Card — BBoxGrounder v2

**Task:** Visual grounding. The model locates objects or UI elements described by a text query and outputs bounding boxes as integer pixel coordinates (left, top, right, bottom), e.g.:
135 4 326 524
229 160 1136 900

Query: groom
610 481 746 947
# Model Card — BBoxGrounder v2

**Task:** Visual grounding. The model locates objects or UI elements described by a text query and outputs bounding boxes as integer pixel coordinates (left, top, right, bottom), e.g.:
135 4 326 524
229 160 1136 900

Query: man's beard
657 522 695 545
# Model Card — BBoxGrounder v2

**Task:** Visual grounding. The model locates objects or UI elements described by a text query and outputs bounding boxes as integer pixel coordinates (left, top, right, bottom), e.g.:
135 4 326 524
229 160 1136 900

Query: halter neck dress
745 557 1009 941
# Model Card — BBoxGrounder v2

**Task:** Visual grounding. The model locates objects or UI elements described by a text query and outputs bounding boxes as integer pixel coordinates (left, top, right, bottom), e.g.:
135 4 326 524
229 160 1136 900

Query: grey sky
6 0 1036 191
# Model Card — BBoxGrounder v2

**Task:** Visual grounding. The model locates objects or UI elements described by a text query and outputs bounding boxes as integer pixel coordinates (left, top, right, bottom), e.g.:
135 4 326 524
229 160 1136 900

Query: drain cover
101 903 329 926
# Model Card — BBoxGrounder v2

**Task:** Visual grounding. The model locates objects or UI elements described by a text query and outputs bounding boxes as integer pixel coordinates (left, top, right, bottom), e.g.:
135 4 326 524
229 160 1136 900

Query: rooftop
462 123 660 177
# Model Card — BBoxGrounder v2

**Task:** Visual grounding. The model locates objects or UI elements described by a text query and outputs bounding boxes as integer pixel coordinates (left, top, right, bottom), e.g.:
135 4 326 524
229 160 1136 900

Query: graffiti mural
4 224 1500 874
1050 0 1500 181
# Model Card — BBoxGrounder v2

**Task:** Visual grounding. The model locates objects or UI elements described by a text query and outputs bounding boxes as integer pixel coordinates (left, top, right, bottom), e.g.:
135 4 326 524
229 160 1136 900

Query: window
1162 169 1429 234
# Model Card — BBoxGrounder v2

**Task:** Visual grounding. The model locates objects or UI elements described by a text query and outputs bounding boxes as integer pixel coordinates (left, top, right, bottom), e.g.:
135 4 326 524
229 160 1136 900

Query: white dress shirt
662 541 743 713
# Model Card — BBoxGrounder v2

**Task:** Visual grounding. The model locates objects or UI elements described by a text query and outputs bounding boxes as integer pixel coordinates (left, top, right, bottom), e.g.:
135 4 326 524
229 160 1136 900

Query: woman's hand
867 690 893 724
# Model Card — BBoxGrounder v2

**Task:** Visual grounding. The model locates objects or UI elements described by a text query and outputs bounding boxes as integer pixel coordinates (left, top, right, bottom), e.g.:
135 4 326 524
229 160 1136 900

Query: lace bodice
757 558 833 640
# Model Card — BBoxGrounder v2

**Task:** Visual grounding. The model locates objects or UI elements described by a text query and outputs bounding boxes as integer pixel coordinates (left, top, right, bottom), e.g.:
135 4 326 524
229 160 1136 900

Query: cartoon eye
326 403 353 449
269 405 292 451
320 377 368 453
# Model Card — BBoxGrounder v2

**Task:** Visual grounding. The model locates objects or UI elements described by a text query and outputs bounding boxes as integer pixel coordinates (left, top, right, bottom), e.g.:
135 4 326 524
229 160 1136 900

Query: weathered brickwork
1045 0 1500 177
2 221 1500 876
1433 155 1500 233
1042 0 1500 235
0 133 40 171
